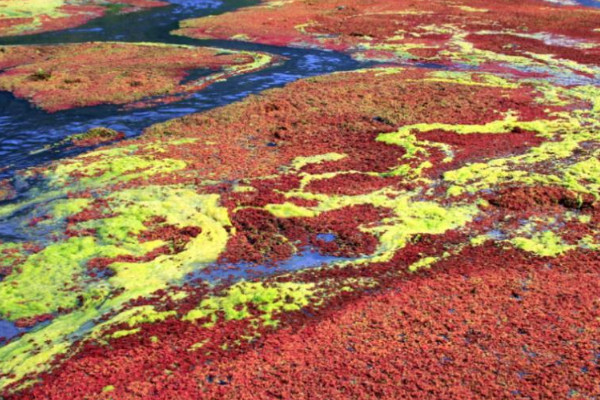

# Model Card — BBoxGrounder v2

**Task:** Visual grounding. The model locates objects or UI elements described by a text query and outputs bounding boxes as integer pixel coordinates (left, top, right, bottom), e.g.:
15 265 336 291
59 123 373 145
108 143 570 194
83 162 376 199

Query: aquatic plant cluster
0 0 599 398
0 42 275 112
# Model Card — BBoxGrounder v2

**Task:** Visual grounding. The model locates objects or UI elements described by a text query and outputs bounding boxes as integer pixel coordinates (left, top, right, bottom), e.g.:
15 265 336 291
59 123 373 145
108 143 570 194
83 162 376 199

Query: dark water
0 0 368 178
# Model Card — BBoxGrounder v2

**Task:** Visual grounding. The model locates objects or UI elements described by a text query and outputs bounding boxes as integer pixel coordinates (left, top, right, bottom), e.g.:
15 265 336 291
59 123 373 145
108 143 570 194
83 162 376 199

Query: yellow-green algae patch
266 186 480 263
563 157 600 196
0 142 189 221
110 328 141 339
0 184 232 388
510 231 575 257
185 280 316 327
290 152 347 170
48 198 91 220
0 236 131 320
0 0 73 35
371 197 479 262
443 135 600 198
47 146 186 189
75 186 224 246
108 190 231 296
408 256 439 272
102 385 115 393
93 305 177 338
0 237 156 320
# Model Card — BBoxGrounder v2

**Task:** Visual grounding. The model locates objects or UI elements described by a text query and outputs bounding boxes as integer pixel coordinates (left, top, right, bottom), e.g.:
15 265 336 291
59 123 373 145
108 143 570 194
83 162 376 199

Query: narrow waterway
0 0 369 178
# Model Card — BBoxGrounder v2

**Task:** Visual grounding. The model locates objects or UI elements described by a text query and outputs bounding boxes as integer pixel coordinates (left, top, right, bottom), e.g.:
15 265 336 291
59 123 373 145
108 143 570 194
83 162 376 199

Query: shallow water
0 320 20 343
191 247 355 284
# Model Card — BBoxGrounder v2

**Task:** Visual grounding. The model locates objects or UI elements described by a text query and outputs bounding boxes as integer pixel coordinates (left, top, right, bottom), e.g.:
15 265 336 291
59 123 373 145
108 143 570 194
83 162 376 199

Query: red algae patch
139 67 558 181
175 0 600 53
1 61 599 397
22 247 600 400
0 42 275 112
174 0 600 80
0 0 167 37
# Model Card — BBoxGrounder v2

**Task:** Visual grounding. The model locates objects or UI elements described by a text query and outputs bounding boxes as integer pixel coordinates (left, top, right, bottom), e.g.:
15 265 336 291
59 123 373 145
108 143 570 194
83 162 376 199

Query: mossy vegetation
510 231 575 257
185 281 316 327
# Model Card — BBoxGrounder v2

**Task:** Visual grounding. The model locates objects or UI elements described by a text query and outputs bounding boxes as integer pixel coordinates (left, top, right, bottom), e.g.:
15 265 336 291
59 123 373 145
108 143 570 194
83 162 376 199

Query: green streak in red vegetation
68 127 125 148
0 43 275 112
